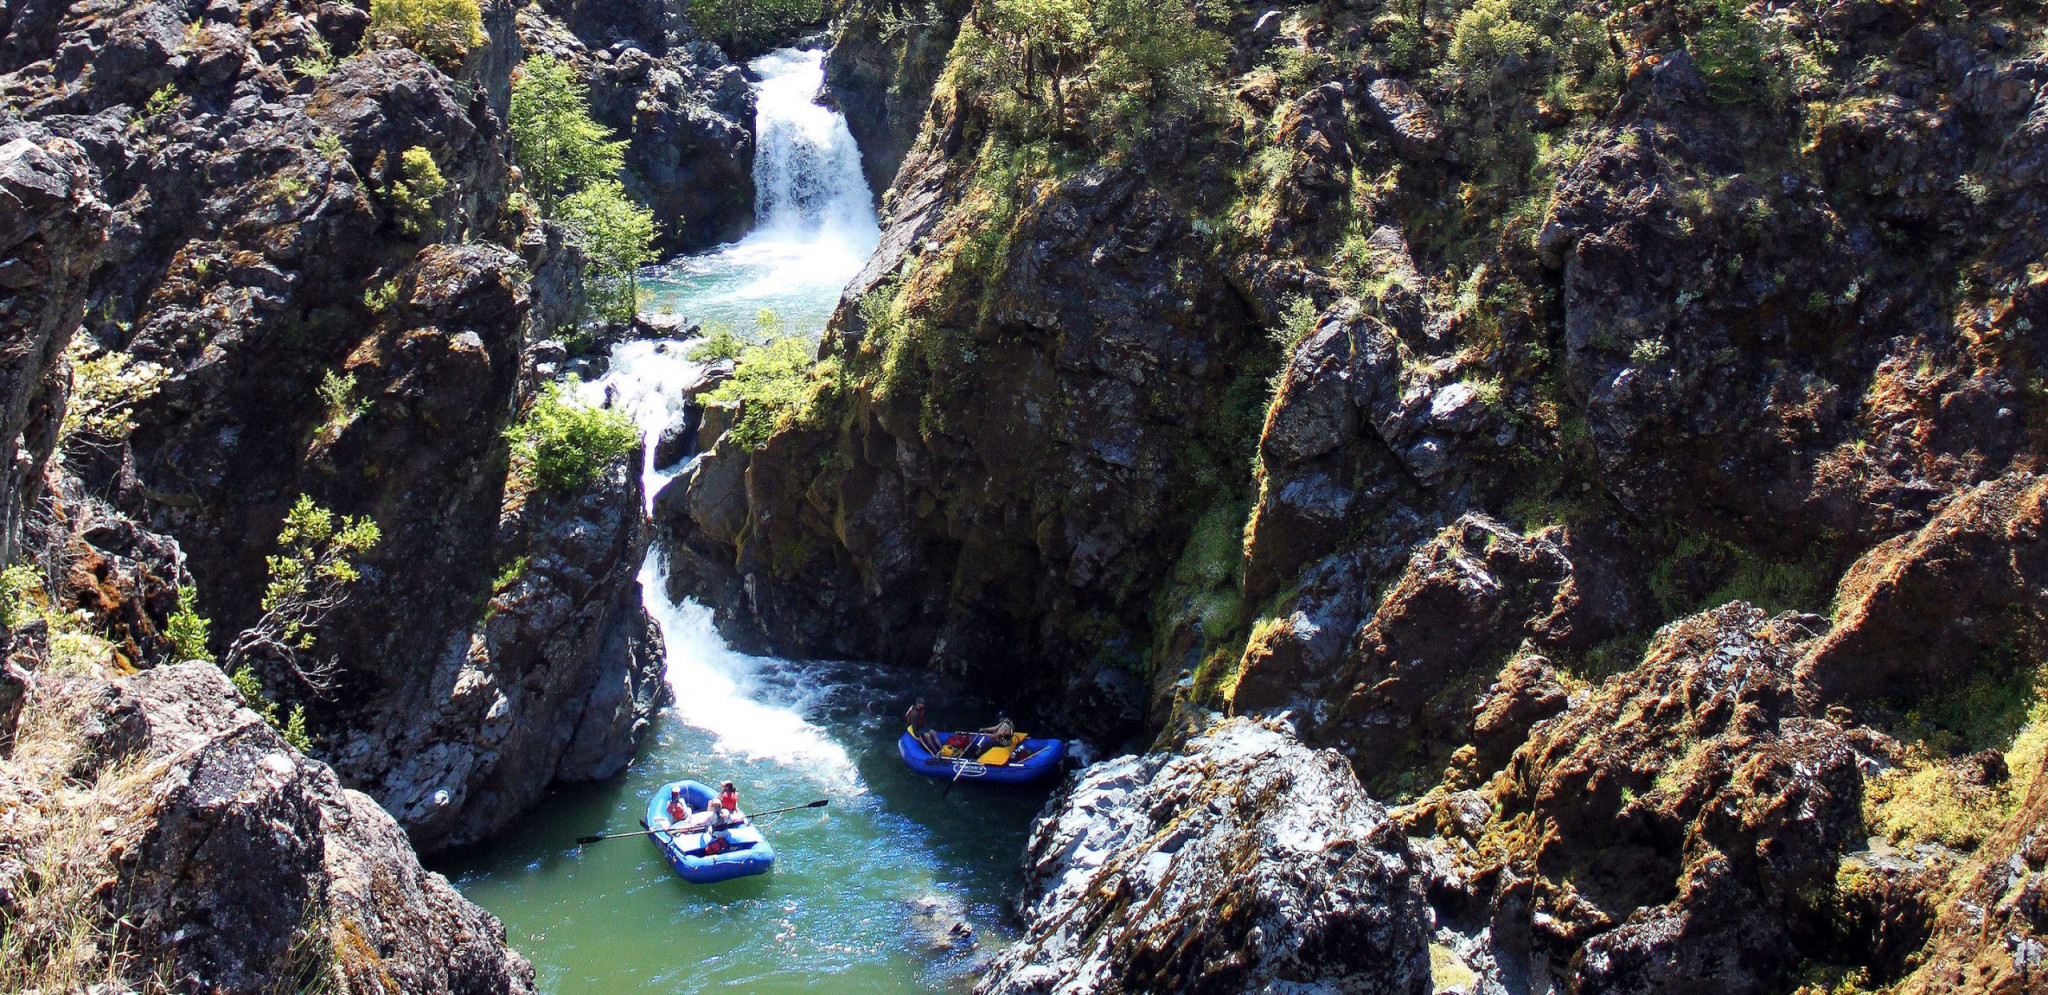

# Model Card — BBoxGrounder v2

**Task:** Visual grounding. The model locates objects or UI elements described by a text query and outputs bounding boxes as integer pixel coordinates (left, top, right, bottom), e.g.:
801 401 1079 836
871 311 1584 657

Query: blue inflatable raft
898 730 1065 785
645 780 773 884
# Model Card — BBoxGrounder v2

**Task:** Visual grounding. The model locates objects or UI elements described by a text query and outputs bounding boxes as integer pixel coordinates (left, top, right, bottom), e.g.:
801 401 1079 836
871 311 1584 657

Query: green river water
436 49 1054 994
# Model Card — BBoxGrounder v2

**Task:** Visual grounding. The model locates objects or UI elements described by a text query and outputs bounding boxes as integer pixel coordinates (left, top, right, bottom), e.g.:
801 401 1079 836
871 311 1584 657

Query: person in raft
905 698 941 753
974 716 1016 754
716 780 745 821
702 801 735 855
665 785 691 826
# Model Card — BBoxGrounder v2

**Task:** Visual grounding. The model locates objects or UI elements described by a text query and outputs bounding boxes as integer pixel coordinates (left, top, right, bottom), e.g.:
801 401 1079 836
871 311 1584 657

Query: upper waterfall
749 49 879 240
637 48 881 335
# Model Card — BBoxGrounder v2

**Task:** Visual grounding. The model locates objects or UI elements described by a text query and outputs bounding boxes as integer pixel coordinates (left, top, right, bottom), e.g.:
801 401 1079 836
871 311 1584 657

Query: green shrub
165 585 213 663
687 327 747 363
62 340 169 445
505 382 639 492
705 337 840 451
368 0 485 68
957 0 1222 140
1 564 43 630
687 0 825 53
230 665 315 752
387 146 447 235
1688 0 1776 104
1448 0 1544 83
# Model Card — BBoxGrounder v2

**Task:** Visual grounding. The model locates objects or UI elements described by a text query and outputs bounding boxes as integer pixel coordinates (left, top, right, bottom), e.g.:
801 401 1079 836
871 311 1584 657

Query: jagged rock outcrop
1238 514 1613 790
1800 471 2048 707
0 661 534 993
662 161 1269 740
0 0 661 854
977 718 1432 995
823 0 968 195
0 127 106 567
520 0 756 253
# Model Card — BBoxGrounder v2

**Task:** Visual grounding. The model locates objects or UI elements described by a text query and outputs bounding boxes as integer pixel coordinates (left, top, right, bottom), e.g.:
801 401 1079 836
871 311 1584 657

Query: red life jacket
718 788 739 812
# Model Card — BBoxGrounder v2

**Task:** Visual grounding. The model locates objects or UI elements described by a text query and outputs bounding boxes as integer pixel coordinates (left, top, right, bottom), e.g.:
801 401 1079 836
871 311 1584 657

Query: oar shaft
574 799 827 845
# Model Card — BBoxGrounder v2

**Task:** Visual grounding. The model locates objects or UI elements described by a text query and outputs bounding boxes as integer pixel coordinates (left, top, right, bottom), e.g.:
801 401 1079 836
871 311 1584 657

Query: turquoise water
438 48 1052 995
438 608 1047 993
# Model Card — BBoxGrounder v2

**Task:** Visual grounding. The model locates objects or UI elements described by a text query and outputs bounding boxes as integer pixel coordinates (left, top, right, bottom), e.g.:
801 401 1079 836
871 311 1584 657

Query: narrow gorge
4 0 2048 993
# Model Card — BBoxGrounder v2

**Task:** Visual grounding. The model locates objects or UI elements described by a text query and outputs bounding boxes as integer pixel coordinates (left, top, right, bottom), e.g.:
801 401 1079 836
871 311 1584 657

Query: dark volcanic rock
519 2 755 253
824 0 968 195
0 0 661 856
10 662 534 993
976 718 1432 995
1486 604 1866 995
0 127 106 567
1799 472 2048 708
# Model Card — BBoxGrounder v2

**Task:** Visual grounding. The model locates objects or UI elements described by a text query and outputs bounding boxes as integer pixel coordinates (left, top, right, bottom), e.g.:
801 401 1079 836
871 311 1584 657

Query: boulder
976 719 1432 995
4 663 534 993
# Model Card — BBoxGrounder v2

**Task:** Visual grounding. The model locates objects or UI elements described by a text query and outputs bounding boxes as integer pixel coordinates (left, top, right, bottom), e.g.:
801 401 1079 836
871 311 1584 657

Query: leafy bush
957 0 1223 140
510 55 627 214
687 327 747 363
1 564 42 630
62 340 169 446
687 0 825 53
558 179 661 321
1449 0 1544 85
504 382 639 492
705 337 841 451
165 585 213 663
231 665 316 752
368 0 486 68
1688 0 1776 104
387 146 447 235
225 496 381 690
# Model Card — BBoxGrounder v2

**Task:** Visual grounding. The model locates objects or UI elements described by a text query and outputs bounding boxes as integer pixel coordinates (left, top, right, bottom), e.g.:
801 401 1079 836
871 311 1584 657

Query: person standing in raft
905 698 941 753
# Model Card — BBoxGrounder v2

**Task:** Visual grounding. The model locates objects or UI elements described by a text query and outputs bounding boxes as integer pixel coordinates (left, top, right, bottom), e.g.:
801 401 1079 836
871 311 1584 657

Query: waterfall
747 49 879 242
639 48 880 334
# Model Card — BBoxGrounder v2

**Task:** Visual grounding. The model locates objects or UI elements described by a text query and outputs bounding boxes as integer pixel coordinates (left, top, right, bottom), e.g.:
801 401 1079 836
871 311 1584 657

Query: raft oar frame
574 798 829 846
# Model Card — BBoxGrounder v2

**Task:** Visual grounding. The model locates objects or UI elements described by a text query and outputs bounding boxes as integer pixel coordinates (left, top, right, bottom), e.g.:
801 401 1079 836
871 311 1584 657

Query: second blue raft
897 731 1065 785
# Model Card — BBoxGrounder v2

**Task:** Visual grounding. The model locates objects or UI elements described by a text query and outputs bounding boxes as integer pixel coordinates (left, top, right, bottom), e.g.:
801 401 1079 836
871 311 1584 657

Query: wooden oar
574 799 828 845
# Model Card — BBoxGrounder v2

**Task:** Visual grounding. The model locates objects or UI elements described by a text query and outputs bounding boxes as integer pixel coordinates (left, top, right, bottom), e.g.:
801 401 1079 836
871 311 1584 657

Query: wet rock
977 719 1432 995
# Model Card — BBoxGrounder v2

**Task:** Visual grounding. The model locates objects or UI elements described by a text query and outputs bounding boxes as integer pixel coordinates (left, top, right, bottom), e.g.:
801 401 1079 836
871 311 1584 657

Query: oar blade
575 834 603 845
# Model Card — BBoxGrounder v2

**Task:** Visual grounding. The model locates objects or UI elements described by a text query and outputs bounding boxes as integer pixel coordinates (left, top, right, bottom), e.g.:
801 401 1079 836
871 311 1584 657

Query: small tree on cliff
224 495 381 691
558 179 661 320
509 55 627 214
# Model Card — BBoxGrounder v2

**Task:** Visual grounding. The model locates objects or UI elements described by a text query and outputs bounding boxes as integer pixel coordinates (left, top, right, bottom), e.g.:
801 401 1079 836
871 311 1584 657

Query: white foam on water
638 551 863 792
576 340 705 511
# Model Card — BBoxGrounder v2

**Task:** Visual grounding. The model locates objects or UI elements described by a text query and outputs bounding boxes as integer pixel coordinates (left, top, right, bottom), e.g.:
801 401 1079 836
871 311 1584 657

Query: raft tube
898 731 1066 785
645 779 774 884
